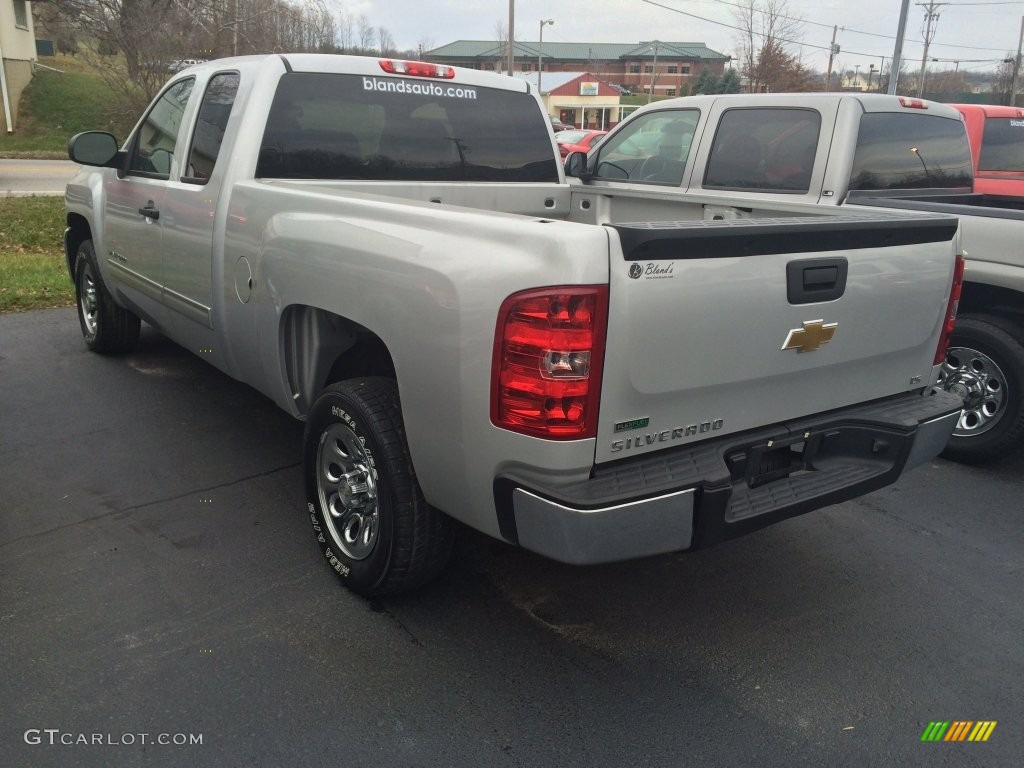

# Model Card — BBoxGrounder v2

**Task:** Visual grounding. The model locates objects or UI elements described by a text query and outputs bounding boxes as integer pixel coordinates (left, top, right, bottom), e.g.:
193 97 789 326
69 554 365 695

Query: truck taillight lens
934 254 965 365
492 286 609 439
899 97 929 109
378 59 455 79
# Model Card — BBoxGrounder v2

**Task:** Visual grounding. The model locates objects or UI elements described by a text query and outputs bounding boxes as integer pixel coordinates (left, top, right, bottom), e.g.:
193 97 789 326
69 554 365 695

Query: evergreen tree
718 69 742 94
693 67 718 95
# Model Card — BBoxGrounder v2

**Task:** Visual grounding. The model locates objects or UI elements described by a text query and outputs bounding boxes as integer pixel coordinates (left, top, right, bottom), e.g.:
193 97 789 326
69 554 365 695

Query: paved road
0 158 79 195
2 308 1022 767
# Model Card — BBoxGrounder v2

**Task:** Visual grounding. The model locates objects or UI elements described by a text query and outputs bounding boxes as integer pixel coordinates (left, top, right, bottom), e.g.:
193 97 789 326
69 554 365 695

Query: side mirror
565 151 592 181
68 131 120 167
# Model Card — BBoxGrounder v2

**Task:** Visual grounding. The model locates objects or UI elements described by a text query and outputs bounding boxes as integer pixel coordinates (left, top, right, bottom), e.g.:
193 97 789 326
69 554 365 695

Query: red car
554 129 607 159
948 103 1024 195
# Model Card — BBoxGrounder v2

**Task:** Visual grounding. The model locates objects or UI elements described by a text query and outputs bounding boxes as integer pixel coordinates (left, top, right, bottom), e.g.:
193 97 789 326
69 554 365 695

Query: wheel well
281 305 396 415
959 281 1024 330
65 214 92 277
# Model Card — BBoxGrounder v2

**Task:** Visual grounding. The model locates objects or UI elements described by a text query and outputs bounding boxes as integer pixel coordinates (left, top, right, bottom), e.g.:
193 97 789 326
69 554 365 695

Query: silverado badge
782 319 837 353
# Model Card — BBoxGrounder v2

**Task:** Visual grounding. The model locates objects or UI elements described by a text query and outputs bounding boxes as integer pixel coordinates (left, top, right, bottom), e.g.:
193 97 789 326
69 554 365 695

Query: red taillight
378 59 455 79
492 286 609 439
934 254 965 365
899 97 929 110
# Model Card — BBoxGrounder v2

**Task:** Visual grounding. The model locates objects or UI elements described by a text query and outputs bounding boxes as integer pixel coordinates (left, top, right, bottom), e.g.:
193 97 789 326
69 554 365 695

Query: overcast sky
328 0 1021 76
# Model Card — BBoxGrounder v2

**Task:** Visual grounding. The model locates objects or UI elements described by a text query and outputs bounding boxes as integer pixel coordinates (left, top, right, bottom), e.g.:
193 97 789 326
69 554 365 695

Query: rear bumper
495 390 963 565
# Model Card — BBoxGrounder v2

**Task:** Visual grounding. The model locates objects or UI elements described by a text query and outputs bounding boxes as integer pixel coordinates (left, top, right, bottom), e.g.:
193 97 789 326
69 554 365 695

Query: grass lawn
0 56 127 157
0 196 73 312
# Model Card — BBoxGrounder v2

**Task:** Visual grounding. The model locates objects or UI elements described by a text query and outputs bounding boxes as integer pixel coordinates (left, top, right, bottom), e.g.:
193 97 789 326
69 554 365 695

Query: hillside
0 57 128 157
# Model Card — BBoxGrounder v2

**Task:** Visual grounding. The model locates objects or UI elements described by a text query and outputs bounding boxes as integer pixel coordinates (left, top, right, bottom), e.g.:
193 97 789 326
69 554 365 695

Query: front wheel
74 239 140 353
303 378 453 597
937 314 1024 463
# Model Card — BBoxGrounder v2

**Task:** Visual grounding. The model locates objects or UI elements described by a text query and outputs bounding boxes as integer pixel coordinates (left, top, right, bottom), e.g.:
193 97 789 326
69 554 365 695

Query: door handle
138 203 160 220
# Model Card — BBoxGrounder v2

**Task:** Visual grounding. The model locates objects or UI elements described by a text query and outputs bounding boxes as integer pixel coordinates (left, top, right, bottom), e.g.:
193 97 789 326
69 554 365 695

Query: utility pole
538 18 554 94
916 1 947 98
825 25 838 91
889 0 910 94
1010 17 1024 106
507 0 515 76
647 41 660 103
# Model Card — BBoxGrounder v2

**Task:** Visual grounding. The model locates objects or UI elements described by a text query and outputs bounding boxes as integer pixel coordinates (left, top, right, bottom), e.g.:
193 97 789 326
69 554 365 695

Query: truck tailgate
595 214 959 464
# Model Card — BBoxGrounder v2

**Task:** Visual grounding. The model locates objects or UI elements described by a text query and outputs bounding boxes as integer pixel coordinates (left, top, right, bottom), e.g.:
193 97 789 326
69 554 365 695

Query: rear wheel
303 378 453 596
937 314 1024 463
74 239 140 354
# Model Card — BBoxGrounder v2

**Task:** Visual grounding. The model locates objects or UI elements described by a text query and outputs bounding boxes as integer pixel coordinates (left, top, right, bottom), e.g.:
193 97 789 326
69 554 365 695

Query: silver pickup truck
566 92 1024 463
65 55 963 596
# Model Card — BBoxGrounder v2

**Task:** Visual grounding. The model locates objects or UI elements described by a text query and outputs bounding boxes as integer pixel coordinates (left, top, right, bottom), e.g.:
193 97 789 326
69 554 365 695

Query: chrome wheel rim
79 263 99 337
939 345 1007 437
316 422 379 560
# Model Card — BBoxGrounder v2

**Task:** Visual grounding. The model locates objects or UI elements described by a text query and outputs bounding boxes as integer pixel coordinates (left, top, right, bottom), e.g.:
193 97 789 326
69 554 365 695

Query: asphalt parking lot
2 307 1022 767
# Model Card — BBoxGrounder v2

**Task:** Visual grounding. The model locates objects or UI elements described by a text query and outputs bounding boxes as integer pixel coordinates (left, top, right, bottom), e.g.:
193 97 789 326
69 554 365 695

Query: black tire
938 314 1024 464
303 378 453 597
74 239 140 354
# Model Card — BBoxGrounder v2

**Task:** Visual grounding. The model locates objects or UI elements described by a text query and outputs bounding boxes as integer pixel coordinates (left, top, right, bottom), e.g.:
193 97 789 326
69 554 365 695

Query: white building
1 0 36 132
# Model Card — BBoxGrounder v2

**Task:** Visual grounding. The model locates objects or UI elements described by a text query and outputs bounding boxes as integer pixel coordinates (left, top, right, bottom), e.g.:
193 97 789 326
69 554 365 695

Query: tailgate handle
787 257 848 304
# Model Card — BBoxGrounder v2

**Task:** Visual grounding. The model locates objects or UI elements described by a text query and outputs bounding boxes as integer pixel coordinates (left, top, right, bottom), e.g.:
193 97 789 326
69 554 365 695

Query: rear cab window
850 113 972 190
704 108 820 193
256 73 559 182
978 116 1024 172
183 72 241 184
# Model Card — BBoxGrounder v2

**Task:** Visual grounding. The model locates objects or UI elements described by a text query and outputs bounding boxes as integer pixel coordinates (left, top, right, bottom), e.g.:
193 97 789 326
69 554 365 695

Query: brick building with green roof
425 40 731 99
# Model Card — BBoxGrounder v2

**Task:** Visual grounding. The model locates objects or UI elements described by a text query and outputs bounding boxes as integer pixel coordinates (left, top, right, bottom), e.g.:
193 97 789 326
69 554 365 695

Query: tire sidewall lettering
305 386 392 592
328 406 377 471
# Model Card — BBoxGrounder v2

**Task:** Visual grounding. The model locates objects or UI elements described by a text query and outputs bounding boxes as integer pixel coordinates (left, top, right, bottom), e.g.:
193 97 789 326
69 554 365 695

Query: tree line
32 1 414 114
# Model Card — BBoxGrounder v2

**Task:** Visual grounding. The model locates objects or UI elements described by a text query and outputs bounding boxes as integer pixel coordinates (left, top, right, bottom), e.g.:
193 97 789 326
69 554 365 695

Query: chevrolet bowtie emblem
782 320 838 353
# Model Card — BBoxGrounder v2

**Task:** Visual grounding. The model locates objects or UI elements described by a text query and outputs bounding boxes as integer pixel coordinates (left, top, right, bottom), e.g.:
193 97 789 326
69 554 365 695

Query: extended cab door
688 96 841 207
160 71 241 340
103 77 196 323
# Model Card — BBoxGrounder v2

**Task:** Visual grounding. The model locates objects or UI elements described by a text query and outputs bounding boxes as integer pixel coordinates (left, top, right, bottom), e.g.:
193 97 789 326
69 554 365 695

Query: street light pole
538 19 554 94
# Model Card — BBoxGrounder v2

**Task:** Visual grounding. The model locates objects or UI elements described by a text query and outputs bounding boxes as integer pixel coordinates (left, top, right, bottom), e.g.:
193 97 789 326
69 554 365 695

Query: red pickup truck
948 103 1024 195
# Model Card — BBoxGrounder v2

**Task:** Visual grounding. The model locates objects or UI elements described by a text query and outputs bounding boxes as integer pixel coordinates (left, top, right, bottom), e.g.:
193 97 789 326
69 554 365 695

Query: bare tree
336 12 354 52
32 1 80 55
378 27 396 56
417 36 435 58
45 0 339 118
925 69 969 98
733 0 806 93
356 14 375 54
492 21 508 73
993 57 1016 105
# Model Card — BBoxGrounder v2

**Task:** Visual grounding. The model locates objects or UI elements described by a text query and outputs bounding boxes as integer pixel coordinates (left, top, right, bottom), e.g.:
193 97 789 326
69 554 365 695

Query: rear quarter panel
223 182 611 538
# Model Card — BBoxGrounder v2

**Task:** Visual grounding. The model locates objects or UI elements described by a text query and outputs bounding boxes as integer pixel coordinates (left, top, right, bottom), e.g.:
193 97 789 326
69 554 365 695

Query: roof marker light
379 60 455 79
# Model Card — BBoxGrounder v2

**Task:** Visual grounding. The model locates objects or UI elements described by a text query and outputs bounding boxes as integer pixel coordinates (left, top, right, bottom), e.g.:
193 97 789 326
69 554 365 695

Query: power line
698 0 1012 54
643 0 1012 65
